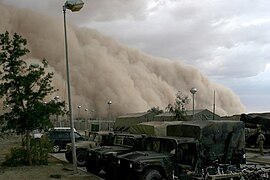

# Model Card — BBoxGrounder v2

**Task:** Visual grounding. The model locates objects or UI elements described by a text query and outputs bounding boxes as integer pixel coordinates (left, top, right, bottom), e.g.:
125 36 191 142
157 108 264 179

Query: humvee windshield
89 133 101 142
145 137 197 167
146 138 177 154
114 135 135 146
176 143 197 166
112 135 144 150
88 132 114 146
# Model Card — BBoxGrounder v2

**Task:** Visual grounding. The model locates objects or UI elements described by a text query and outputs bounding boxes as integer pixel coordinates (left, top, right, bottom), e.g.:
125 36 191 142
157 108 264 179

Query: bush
2 136 53 166
30 136 53 165
2 147 28 166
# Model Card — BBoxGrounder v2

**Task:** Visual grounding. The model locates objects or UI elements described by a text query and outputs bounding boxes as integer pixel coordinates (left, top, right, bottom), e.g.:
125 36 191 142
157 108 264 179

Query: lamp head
54 96 60 100
190 87 197 94
64 0 84 12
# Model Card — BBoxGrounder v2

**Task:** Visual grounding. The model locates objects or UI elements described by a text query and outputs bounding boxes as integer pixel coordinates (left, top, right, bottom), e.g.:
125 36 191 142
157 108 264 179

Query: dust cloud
0 3 246 118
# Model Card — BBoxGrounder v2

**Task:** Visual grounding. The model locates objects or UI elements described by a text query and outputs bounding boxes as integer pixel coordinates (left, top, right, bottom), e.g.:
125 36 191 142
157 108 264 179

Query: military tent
154 109 220 121
113 112 155 132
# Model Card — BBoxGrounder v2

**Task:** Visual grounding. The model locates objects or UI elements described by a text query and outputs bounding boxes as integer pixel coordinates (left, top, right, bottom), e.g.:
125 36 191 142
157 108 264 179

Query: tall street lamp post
213 90 216 120
107 101 112 130
77 105 82 120
54 96 60 126
84 108 88 130
91 109 95 119
63 0 84 174
190 87 197 120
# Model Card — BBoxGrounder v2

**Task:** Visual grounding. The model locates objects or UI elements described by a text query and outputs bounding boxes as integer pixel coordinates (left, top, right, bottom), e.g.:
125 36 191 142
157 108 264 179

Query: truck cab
85 133 150 175
65 131 114 167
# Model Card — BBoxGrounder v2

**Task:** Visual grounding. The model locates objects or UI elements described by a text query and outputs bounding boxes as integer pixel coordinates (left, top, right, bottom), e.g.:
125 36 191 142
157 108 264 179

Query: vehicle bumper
65 150 72 163
110 162 141 180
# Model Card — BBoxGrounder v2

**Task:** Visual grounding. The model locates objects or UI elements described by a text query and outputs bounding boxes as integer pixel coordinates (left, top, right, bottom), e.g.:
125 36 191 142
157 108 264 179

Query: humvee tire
76 149 87 167
140 169 162 180
86 159 101 174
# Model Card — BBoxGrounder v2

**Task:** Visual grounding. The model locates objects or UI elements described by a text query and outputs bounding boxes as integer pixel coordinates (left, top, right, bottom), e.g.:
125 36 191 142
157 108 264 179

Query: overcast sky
2 0 270 113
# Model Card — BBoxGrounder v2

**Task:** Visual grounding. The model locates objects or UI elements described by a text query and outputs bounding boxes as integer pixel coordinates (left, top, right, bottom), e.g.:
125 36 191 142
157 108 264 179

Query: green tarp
129 121 184 136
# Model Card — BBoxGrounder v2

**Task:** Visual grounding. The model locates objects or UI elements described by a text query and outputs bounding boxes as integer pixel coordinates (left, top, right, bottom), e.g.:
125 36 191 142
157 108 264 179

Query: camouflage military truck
65 131 114 167
111 120 247 180
85 133 151 175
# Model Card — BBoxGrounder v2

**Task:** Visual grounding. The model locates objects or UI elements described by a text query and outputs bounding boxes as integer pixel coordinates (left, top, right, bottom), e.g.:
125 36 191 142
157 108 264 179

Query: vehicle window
89 134 95 141
161 140 176 154
101 135 107 143
74 132 82 139
114 136 124 145
146 139 161 152
94 134 101 143
153 141 160 151
177 143 196 166
103 134 114 145
123 137 135 147
146 138 176 154
58 132 70 139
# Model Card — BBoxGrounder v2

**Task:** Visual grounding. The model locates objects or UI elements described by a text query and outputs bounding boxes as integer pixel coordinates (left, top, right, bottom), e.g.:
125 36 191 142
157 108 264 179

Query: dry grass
0 135 102 180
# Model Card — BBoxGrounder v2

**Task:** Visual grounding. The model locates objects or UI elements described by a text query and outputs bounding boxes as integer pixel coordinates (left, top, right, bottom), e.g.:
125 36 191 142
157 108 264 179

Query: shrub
2 136 53 166
2 147 28 166
30 136 53 165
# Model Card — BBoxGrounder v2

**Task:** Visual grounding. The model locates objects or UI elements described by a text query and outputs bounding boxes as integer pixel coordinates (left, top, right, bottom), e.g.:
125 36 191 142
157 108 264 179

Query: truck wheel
86 160 101 174
76 149 87 167
53 143 61 153
140 169 162 180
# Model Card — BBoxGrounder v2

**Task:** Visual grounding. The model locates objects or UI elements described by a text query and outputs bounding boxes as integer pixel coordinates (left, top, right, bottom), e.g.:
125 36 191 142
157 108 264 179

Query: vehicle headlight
97 154 101 159
88 152 92 156
118 159 121 165
131 161 142 169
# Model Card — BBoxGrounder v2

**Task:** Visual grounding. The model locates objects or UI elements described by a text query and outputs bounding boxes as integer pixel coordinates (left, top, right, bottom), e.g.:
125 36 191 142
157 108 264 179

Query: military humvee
111 120 247 180
65 131 114 167
85 133 150 175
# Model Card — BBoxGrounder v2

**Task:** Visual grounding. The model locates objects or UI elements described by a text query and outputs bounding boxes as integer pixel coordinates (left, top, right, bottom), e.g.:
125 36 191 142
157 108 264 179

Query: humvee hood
66 140 94 147
118 151 173 161
93 146 132 154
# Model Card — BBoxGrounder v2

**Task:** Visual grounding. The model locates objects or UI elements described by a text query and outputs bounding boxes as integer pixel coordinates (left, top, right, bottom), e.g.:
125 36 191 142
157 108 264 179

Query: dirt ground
0 135 101 180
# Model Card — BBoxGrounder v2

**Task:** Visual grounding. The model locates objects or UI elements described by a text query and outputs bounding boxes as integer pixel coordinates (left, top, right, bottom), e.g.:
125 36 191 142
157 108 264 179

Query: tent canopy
240 113 270 129
129 121 184 136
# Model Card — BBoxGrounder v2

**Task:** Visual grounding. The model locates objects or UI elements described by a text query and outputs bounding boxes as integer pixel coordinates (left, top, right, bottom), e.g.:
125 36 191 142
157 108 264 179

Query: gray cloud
58 0 270 113
83 0 270 79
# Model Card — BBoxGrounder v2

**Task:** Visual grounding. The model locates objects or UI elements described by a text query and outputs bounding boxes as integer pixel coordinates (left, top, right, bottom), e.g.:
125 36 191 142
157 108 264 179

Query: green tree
166 91 190 121
147 106 164 115
0 31 65 165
